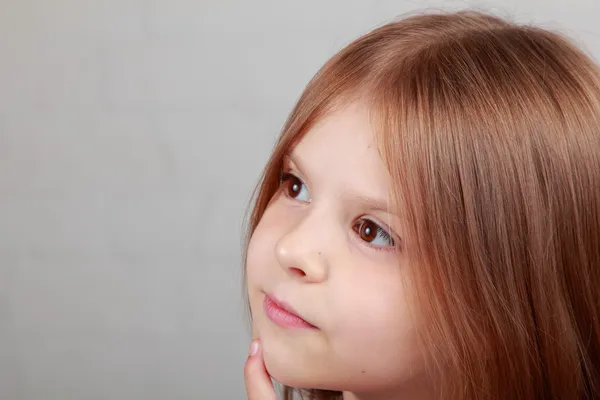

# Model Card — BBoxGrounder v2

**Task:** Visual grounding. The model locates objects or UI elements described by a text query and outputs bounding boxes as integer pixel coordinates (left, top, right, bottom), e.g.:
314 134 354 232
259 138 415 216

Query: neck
342 380 435 400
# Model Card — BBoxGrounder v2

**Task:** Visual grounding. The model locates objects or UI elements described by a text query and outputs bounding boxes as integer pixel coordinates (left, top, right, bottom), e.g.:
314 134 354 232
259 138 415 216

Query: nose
274 213 330 283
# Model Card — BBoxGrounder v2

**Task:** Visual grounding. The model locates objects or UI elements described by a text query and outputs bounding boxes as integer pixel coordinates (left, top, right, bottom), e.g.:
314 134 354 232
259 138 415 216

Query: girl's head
243 10 600 400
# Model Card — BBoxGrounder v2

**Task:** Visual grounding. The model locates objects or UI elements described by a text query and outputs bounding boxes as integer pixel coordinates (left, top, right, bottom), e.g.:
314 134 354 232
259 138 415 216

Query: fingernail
249 340 259 356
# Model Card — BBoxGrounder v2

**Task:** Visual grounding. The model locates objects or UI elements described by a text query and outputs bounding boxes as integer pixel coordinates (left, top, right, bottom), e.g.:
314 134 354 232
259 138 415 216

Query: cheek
245 207 289 312
328 271 425 381
246 214 278 283
245 232 268 288
245 223 275 337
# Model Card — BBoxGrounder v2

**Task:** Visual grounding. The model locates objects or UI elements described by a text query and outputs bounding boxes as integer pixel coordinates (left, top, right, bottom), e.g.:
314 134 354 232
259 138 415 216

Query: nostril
289 267 306 278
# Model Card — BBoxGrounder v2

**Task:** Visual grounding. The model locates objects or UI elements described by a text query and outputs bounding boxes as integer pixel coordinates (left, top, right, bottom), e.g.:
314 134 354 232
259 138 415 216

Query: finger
244 339 276 400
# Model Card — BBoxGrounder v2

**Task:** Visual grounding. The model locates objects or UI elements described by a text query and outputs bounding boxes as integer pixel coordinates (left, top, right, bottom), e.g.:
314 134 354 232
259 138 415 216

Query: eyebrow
285 152 307 176
351 194 393 214
284 151 394 215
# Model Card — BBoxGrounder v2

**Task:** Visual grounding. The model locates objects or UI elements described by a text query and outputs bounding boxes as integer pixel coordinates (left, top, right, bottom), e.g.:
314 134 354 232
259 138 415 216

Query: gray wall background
0 0 599 399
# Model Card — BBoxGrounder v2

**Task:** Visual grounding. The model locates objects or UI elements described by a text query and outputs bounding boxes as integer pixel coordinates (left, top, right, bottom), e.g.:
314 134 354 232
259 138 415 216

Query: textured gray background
0 0 599 399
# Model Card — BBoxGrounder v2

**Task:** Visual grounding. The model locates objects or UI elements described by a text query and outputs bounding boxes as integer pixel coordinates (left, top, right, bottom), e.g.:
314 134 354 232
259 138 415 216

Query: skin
244 103 435 400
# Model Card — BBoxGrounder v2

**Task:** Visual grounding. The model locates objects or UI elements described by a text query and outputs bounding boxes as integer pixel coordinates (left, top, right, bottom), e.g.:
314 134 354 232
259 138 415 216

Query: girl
242 10 600 400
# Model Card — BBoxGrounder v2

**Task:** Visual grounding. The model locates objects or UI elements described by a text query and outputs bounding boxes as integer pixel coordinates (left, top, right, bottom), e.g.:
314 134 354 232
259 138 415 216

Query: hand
244 339 277 400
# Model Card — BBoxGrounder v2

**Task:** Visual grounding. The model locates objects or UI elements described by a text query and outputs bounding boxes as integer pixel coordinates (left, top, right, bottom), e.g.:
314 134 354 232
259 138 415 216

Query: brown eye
354 219 377 242
285 176 302 198
353 219 394 247
280 172 310 202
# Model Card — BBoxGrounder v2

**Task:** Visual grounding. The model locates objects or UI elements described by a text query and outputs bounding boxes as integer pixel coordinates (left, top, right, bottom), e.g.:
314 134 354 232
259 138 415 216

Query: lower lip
263 296 317 329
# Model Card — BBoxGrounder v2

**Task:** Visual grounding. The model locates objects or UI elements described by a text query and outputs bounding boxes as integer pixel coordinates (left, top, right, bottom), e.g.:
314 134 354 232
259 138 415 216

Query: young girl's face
246 102 430 397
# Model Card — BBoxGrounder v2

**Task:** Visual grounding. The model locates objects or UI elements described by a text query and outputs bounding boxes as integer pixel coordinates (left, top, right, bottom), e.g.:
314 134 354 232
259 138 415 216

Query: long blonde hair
243 10 600 399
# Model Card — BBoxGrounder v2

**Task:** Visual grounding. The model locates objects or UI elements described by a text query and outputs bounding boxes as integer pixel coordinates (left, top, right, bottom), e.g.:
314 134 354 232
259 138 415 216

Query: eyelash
278 170 398 252
353 220 396 252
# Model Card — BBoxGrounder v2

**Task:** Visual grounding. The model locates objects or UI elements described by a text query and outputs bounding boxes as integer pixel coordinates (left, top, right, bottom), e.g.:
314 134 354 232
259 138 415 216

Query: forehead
290 103 391 193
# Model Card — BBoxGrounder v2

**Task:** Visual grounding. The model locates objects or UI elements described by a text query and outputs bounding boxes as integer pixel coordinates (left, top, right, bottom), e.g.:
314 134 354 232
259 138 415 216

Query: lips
263 294 317 329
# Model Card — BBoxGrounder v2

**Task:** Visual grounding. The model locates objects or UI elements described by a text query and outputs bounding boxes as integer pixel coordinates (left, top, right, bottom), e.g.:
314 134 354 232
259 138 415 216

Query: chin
263 336 427 395
261 336 307 386
262 341 358 392
260 335 328 389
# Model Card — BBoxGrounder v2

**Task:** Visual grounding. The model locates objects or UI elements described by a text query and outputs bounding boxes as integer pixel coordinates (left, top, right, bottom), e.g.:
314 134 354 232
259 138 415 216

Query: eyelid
280 169 306 188
282 156 311 189
360 215 393 237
